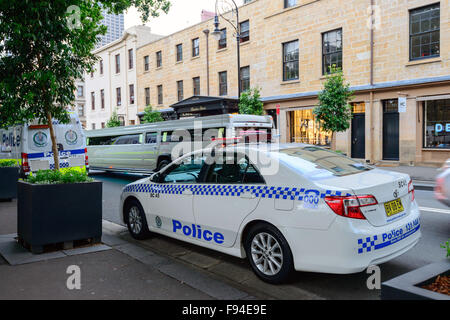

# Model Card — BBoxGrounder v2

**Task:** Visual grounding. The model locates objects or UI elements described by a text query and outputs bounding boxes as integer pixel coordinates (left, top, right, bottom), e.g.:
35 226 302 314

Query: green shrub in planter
0 160 20 200
26 167 93 185
18 167 102 253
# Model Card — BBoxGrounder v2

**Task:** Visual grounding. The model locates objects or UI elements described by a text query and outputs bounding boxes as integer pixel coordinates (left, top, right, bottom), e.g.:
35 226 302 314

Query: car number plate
384 199 404 217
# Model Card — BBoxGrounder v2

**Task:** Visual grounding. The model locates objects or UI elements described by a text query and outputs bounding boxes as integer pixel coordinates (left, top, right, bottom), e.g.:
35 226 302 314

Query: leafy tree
0 0 170 170
238 88 264 116
313 66 354 150
106 110 122 128
141 105 164 124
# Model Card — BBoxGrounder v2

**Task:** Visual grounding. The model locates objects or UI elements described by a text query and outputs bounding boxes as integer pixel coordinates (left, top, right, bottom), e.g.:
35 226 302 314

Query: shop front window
424 99 450 149
290 109 331 147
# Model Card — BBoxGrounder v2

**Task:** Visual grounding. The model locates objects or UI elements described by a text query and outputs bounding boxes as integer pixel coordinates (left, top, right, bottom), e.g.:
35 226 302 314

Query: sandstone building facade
136 0 450 166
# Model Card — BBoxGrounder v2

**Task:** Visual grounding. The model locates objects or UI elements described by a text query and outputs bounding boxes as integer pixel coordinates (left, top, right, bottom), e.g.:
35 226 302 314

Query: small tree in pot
141 105 164 124
0 0 170 252
106 110 122 128
239 88 264 116
313 66 354 150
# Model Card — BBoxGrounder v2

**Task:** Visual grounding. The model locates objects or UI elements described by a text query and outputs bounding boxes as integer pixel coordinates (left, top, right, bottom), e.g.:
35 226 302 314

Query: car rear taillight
84 148 89 166
324 195 378 220
21 153 30 173
408 180 415 202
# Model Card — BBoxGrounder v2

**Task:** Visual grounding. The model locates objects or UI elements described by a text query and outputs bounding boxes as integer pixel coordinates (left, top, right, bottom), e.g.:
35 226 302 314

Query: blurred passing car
435 159 450 206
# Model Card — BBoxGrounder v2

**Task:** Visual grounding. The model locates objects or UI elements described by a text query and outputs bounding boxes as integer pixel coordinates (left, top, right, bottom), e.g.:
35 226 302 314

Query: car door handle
240 192 256 199
183 190 193 196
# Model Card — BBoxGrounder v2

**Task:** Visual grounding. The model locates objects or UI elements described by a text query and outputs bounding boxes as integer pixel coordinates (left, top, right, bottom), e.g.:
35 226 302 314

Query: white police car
120 144 421 284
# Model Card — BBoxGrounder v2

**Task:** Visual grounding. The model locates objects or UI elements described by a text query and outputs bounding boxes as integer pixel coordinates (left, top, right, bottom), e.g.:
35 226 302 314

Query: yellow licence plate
384 199 404 217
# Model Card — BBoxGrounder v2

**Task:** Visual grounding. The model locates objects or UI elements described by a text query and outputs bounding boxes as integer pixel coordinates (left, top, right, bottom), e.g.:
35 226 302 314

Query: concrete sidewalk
0 200 253 300
376 165 439 191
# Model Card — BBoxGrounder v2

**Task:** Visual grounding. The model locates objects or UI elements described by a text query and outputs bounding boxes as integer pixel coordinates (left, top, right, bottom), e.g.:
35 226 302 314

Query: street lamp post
211 0 242 98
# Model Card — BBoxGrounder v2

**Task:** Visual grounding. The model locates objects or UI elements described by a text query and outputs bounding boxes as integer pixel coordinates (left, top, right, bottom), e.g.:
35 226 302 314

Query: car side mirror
150 173 160 183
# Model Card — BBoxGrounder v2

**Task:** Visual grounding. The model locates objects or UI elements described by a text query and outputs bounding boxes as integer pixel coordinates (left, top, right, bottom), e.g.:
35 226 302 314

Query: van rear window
236 128 272 143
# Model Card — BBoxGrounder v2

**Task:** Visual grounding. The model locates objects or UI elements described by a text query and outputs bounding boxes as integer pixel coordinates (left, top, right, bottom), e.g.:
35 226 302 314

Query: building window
240 66 250 92
118 116 125 127
176 44 183 62
283 40 299 81
218 28 227 49
116 87 121 106
289 109 331 146
177 80 184 101
77 85 84 98
144 55 150 71
410 3 440 61
99 59 103 75
128 49 134 69
129 84 135 104
129 120 135 126
240 20 250 43
424 99 450 149
145 87 150 106
91 92 95 110
192 38 200 57
92 123 96 130
100 89 105 109
193 77 200 96
156 51 162 68
115 54 120 73
219 71 227 96
284 0 297 8
78 104 84 117
322 28 343 74
101 122 105 129
157 85 163 105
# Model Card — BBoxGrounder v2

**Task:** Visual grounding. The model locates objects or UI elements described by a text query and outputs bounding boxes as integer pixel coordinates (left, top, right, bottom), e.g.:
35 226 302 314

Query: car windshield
278 146 373 177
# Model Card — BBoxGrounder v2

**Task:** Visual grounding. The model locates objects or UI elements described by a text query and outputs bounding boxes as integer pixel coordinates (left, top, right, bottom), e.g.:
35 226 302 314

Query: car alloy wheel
129 206 143 235
245 223 294 284
251 232 283 276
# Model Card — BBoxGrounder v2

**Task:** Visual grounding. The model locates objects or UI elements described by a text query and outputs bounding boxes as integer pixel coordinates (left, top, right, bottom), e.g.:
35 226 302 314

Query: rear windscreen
279 146 373 177
235 127 272 143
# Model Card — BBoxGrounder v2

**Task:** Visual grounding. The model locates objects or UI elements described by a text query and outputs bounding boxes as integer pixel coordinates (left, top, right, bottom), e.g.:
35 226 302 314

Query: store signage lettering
435 123 450 133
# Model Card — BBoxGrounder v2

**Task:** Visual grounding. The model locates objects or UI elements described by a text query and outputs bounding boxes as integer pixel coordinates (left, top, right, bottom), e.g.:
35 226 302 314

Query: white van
86 114 275 174
0 113 87 176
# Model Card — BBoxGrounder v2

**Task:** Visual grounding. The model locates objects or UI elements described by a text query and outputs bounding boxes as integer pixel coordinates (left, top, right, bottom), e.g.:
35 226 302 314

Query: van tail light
324 195 378 220
84 148 89 166
408 180 415 202
21 153 30 173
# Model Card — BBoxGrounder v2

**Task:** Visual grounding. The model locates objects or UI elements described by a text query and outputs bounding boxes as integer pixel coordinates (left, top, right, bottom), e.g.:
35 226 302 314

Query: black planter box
381 261 450 300
0 167 19 201
17 180 103 253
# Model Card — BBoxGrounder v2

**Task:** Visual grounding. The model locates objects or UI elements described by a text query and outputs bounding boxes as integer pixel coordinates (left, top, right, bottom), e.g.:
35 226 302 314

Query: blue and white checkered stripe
124 183 350 201
50 162 70 170
357 221 420 254
358 236 379 254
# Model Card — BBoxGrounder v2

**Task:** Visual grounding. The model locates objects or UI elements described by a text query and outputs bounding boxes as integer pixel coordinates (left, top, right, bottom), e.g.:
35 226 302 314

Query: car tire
244 223 294 284
157 159 170 172
125 199 151 240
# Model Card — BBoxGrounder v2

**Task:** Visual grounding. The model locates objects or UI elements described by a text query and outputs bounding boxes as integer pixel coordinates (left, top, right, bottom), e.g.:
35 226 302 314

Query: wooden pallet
18 237 102 254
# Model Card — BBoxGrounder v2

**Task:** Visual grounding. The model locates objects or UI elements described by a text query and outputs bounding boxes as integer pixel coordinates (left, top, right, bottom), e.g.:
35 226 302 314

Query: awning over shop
170 96 239 118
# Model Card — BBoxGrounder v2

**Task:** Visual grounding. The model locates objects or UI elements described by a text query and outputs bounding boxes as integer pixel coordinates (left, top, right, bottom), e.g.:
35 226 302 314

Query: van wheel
157 159 170 171
244 223 294 284
125 199 151 240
